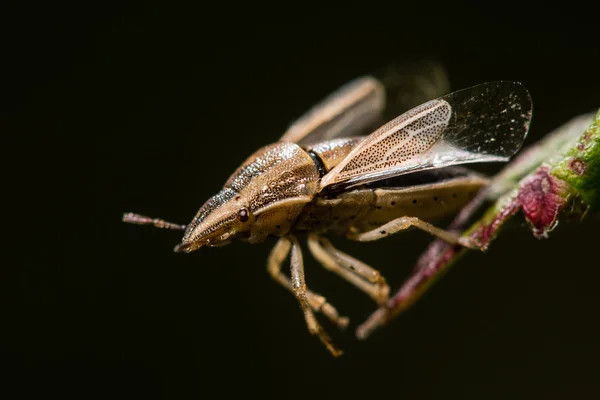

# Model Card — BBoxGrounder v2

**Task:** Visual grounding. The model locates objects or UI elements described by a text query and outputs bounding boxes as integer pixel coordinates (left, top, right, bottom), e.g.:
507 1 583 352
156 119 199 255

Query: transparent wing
280 61 451 146
279 76 385 145
375 60 450 121
320 81 533 189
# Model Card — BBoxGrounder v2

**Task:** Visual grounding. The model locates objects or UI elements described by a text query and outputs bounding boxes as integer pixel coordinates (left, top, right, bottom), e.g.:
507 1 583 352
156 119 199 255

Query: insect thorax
234 138 364 242
224 142 323 243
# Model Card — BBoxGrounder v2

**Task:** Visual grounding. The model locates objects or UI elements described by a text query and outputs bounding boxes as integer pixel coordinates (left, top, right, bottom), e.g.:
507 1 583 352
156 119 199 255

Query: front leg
267 236 347 357
288 236 343 357
349 216 478 248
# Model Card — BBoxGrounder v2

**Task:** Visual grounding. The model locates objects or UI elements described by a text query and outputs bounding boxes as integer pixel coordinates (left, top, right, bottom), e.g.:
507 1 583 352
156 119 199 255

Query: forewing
279 76 385 145
320 81 532 189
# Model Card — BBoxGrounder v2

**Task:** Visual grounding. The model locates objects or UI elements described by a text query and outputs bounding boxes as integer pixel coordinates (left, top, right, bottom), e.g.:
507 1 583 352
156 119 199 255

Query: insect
123 76 532 356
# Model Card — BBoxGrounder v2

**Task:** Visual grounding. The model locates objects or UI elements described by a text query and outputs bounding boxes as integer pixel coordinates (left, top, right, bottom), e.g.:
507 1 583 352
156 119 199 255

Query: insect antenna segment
122 212 186 231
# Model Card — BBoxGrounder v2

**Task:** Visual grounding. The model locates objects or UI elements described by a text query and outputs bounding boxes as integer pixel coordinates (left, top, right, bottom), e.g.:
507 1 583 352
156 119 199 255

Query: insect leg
288 235 343 357
307 234 390 305
350 216 477 248
267 237 349 330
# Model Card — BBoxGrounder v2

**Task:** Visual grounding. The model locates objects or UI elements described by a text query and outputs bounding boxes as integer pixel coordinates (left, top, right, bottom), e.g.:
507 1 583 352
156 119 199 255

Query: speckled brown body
123 76 531 357
177 136 487 251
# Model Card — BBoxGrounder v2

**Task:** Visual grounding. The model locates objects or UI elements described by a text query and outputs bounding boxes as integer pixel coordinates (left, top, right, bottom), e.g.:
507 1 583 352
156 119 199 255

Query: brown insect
123 76 532 356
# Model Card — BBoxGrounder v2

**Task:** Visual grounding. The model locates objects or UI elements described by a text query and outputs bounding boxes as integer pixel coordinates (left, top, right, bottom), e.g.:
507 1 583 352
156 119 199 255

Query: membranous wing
376 60 450 121
280 61 451 146
319 81 532 189
279 76 385 145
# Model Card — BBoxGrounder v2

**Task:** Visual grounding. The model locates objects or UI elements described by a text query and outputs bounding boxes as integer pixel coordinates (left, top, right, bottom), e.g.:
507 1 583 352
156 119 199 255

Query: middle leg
307 233 390 305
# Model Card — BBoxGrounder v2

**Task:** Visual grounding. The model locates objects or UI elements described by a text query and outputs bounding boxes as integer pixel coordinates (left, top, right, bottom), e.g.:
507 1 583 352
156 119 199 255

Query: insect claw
315 328 344 357
329 347 344 358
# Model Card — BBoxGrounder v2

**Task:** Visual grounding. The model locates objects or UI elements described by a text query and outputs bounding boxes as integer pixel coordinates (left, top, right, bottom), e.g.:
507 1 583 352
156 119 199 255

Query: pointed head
174 187 250 252
174 142 320 253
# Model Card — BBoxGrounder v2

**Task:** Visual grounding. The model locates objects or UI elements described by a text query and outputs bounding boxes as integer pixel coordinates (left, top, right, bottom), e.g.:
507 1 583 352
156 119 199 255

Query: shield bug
123 76 532 356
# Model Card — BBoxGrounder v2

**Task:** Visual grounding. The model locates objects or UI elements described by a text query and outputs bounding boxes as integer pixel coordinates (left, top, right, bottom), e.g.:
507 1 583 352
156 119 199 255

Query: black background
3 2 600 399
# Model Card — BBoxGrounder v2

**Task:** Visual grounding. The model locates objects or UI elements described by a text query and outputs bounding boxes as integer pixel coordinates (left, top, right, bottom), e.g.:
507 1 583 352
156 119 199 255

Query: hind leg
349 216 478 248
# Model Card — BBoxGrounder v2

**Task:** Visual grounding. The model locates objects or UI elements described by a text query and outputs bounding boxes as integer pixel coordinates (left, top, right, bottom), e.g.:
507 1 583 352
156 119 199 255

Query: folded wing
319 81 533 189
279 76 385 145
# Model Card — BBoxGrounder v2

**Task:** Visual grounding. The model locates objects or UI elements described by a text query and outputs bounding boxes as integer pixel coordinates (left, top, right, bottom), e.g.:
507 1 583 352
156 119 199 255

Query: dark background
2 2 600 399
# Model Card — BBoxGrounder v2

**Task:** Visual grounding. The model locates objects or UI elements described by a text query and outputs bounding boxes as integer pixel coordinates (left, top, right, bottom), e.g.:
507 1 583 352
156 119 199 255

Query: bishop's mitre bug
123 76 532 356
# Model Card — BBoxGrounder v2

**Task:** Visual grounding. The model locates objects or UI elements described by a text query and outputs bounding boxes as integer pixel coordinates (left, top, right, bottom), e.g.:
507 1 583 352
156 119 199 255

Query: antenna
122 212 186 231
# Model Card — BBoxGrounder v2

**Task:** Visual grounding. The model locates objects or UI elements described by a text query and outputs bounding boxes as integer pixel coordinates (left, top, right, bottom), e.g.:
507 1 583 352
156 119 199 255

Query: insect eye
238 208 249 222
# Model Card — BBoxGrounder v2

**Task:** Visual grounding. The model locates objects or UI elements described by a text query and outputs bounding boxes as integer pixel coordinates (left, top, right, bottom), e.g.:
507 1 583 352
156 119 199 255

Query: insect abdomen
355 177 487 230
294 175 489 235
